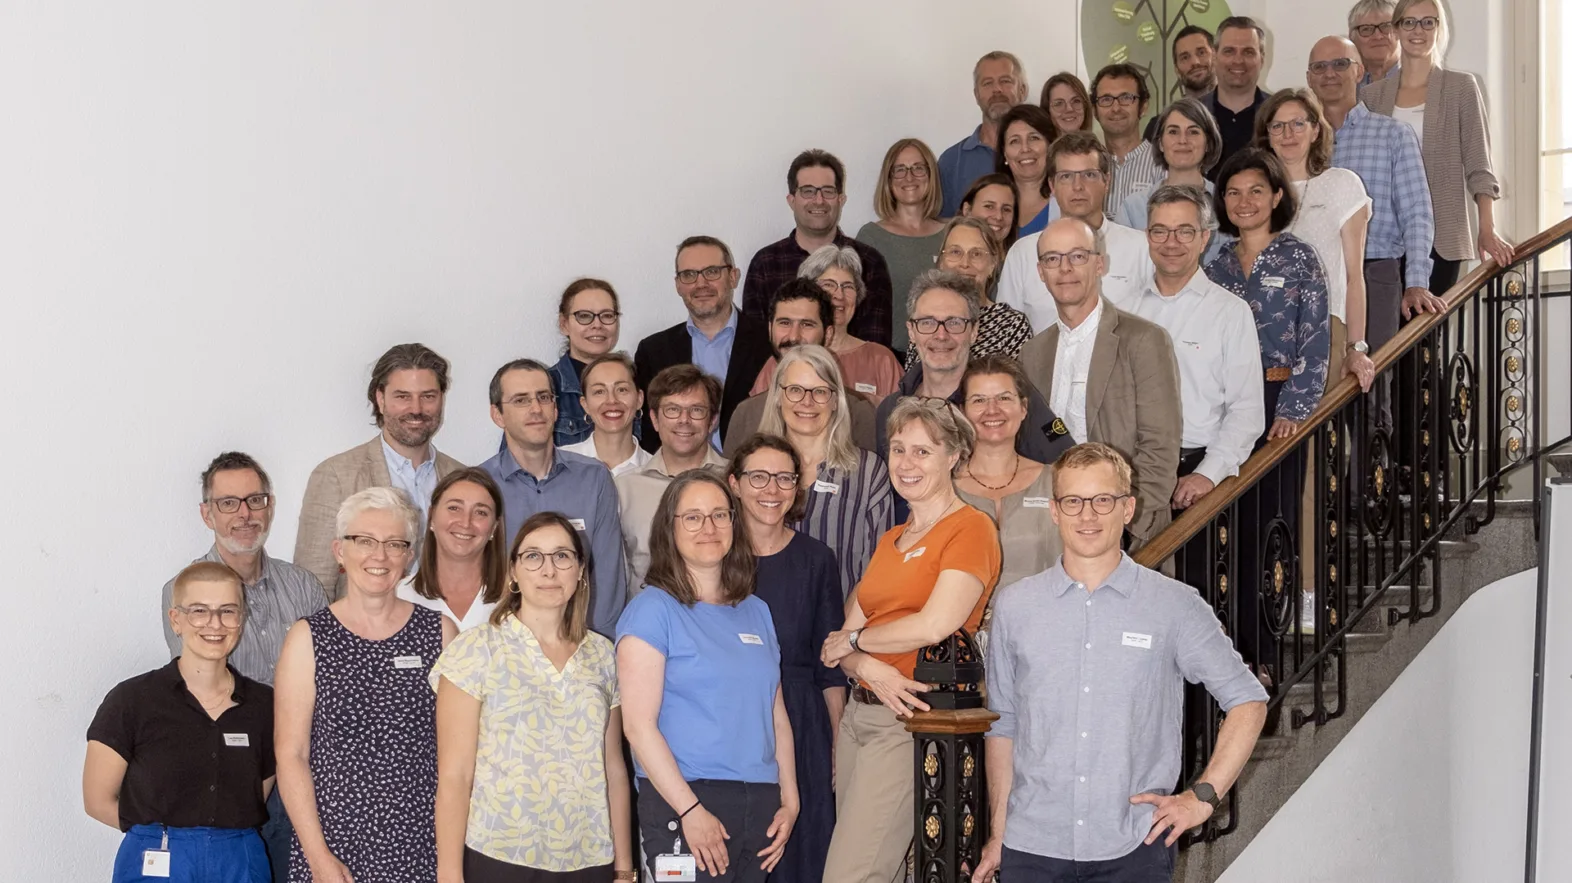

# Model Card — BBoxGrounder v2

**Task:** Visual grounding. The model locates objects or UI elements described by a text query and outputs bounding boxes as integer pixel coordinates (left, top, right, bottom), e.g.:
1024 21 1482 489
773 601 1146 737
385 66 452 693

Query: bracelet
679 799 702 819
613 872 638 882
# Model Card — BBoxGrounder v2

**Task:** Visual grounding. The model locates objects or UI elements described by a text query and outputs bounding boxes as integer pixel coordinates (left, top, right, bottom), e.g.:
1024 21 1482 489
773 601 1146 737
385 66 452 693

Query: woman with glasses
856 139 946 353
796 246 904 404
819 397 1001 883
1039 72 1095 136
726 434 844 883
757 345 893 599
432 511 635 883
1362 0 1513 293
275 487 458 883
919 216 1032 366
397 468 508 633
1116 97 1227 265
958 172 1021 257
86 562 275 882
617 472 799 883
561 352 652 477
995 104 1061 235
549 279 640 447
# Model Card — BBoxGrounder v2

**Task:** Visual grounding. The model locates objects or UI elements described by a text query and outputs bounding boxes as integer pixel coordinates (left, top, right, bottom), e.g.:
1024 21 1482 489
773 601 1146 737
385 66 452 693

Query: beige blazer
1362 67 1500 263
293 436 465 600
1019 298 1183 549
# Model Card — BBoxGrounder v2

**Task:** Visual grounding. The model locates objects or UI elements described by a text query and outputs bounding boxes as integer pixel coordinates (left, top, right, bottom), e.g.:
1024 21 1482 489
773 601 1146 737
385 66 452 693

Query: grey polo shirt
985 553 1266 862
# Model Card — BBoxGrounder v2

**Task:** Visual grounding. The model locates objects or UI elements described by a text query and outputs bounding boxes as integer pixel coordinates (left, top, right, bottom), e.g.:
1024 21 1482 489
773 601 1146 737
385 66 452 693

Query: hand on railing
1401 287 1447 319
1479 227 1515 268
1172 474 1215 509
1267 417 1300 440
1344 350 1376 392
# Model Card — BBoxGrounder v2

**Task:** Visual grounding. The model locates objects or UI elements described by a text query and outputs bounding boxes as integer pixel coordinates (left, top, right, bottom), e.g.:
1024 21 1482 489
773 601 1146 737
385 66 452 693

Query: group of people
84 2 1508 882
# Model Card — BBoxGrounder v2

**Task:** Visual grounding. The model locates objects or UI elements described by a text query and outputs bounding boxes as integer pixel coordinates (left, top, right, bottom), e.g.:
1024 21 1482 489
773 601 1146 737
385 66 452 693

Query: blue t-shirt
616 587 782 783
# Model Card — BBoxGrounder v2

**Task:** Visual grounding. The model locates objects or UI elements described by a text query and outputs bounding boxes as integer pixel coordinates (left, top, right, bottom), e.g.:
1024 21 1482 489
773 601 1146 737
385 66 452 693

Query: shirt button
1080 776 1087 783
209 785 216 792
1085 599 1093 607
1077 819 1084 826
1081 731 1088 738
1083 686 1090 693
1084 643 1092 649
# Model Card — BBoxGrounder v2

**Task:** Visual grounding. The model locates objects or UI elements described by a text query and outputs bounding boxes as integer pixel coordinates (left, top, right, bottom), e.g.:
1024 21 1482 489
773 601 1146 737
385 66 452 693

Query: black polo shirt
1206 87 1272 180
87 660 274 832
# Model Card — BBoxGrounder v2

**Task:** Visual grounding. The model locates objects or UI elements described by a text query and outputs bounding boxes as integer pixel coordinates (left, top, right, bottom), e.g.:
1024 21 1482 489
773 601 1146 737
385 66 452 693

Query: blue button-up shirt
1332 102 1435 289
381 437 438 520
688 306 738 450
482 445 628 638
938 126 998 217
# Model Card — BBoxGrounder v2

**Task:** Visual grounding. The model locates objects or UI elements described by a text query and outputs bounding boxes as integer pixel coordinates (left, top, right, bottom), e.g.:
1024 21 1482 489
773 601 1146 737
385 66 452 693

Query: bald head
1036 218 1107 318
1307 36 1364 106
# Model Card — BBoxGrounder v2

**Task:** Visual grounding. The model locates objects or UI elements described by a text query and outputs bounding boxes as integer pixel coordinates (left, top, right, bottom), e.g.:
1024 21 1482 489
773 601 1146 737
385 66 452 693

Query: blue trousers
1001 841 1174 882
113 825 269 883
260 789 292 883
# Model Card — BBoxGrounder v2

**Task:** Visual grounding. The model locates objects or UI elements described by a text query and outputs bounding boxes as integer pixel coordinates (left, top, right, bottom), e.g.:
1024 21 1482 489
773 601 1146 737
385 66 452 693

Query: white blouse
1392 103 1426 149
561 436 652 478
396 575 498 632
1288 169 1372 324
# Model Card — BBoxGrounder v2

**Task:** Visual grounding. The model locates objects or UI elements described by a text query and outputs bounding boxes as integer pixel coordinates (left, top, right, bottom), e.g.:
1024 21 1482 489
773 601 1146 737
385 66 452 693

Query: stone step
1251 734 1293 761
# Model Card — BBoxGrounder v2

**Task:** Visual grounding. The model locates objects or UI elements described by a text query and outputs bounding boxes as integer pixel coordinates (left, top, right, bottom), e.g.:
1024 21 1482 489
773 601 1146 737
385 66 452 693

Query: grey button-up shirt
985 554 1266 861
160 546 329 685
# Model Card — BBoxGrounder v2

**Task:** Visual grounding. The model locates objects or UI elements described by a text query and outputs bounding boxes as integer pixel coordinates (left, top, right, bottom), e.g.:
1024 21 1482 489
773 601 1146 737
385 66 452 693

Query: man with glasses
1093 64 1163 217
1349 0 1400 86
1019 218 1181 551
938 51 1030 217
1202 16 1272 177
160 451 326 883
481 358 627 637
740 149 895 347
975 442 1267 883
616 365 728 588
998 132 1153 330
634 235 771 452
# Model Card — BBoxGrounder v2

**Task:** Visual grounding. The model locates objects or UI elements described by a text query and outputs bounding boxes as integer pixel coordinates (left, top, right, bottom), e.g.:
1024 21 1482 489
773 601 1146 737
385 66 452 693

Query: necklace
966 453 1020 491
195 671 234 715
907 495 960 535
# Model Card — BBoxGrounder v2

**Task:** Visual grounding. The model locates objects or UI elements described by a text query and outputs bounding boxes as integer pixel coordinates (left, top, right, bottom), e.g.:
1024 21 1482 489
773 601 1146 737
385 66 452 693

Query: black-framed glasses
794 185 840 200
676 509 735 532
504 391 557 409
515 548 580 571
207 493 272 514
1094 93 1139 108
910 316 973 335
1147 225 1201 244
1038 249 1095 268
891 163 929 180
659 403 712 422
341 535 414 555
1397 15 1439 31
570 309 620 325
675 264 730 285
1268 118 1312 137
1352 22 1395 37
176 604 244 628
741 470 800 490
1308 58 1356 75
816 278 859 298
1054 169 1106 188
781 384 834 404
1054 493 1131 515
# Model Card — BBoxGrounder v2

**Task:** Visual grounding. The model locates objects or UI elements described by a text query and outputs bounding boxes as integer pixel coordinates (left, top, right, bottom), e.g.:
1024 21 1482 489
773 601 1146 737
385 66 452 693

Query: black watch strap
1191 781 1221 809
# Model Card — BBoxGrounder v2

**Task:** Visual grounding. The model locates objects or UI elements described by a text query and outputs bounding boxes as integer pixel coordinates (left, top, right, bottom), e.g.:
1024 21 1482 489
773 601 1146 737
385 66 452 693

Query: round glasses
177 605 244 628
781 384 834 405
1396 15 1439 31
207 493 272 514
516 549 580 571
570 309 619 325
677 509 735 532
659 403 712 422
740 470 800 490
1268 118 1312 137
891 163 929 180
1054 493 1131 515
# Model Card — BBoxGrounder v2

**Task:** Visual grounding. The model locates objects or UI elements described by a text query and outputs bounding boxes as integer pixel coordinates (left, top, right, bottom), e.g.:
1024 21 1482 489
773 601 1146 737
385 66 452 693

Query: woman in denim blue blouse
548 279 643 447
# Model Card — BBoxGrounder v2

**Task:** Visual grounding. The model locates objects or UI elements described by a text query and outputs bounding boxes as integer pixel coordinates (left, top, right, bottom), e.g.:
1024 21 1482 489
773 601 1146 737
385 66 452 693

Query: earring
507 578 520 595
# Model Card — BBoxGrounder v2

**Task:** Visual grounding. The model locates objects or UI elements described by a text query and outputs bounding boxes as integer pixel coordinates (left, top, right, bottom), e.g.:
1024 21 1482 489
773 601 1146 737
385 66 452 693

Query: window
1541 0 1571 270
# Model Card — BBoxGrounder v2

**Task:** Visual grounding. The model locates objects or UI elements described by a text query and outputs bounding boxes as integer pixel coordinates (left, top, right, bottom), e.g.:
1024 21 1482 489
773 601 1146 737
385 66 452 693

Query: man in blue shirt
937 51 1028 217
482 358 627 638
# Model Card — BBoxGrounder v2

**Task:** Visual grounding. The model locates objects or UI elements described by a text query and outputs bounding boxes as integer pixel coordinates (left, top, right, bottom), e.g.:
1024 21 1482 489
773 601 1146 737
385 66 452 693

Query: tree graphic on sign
1080 0 1234 127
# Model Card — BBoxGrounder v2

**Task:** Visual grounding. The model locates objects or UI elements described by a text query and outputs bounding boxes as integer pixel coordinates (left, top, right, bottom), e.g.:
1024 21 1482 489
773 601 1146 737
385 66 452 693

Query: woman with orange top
817 397 1001 883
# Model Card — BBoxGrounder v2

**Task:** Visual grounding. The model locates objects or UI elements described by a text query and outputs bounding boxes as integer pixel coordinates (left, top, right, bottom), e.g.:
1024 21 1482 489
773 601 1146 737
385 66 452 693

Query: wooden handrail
1134 214 1572 567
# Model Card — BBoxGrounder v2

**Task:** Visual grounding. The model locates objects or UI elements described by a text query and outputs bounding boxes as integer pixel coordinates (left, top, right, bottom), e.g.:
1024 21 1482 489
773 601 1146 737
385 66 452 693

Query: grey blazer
1362 67 1501 262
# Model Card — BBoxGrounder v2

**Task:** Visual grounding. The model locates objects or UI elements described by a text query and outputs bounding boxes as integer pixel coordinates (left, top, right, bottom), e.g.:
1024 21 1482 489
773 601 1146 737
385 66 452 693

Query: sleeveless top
288 605 442 883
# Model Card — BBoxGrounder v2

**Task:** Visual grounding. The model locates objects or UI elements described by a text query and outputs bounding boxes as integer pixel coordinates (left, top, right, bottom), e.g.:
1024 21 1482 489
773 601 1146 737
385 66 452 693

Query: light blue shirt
616 587 781 784
381 437 438 520
687 306 738 450
938 126 998 217
1116 180 1226 266
1332 102 1435 288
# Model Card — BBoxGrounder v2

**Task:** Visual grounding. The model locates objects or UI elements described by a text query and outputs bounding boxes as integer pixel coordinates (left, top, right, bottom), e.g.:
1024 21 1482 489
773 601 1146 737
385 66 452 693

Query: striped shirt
160 547 328 685
794 449 895 598
1105 140 1164 218
1331 102 1435 289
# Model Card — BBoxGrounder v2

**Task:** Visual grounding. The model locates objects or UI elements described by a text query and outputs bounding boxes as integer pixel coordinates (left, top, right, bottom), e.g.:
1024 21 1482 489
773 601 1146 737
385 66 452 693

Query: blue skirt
112 825 269 883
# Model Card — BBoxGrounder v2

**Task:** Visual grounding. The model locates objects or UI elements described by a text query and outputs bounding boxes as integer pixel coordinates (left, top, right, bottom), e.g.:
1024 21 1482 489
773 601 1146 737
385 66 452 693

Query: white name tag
142 850 171 877
854 382 877 395
223 733 250 747
903 546 927 563
655 853 697 881
1022 497 1052 509
1263 276 1286 289
393 655 424 669
739 633 764 645
813 480 840 495
1122 632 1153 650
568 517 587 530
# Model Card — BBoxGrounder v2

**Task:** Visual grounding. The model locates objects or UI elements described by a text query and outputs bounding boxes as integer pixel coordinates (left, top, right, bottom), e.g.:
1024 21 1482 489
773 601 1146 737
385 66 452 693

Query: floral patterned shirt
1204 232 1330 422
430 615 619 872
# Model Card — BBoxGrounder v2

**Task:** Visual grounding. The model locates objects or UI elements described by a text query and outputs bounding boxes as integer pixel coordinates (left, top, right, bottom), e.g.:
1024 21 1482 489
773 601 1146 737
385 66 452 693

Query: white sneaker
1299 591 1317 634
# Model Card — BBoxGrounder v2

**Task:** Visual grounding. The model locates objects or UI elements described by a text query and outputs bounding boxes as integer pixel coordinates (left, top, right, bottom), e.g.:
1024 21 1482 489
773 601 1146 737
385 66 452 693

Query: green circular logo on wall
1082 0 1234 123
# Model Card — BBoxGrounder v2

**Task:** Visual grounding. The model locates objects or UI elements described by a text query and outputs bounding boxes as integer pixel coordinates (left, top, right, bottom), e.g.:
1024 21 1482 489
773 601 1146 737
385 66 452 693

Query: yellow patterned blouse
430 614 620 871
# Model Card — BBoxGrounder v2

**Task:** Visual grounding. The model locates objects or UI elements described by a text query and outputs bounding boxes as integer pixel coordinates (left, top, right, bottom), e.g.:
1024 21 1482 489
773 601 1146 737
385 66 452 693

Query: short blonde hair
171 560 243 607
885 396 977 473
335 486 419 543
1052 442 1133 494
1392 0 1449 62
873 138 943 223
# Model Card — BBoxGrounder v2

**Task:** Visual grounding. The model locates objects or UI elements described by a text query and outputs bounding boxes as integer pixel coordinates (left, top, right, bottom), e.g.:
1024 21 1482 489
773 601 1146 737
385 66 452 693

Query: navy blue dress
751 532 845 883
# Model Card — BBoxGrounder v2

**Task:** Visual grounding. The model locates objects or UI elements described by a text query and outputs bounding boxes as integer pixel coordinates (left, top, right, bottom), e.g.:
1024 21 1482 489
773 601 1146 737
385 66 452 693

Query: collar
895 362 966 405
499 444 570 484
550 353 583 395
158 658 249 703
960 124 988 151
1340 101 1371 131
1141 268 1211 302
1208 87 1270 112
381 436 435 474
644 446 726 479
1057 297 1103 338
200 545 273 591
1113 139 1152 165
685 305 739 343
1049 552 1138 598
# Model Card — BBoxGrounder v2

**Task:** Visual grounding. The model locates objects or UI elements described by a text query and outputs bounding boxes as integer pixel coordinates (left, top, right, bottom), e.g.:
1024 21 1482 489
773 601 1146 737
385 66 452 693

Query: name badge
1263 276 1286 289
903 546 927 563
1022 497 1052 509
1122 632 1153 650
739 633 764 645
393 655 424 669
142 850 171 878
813 480 840 495
568 517 587 530
223 733 250 747
854 382 877 395
655 853 697 881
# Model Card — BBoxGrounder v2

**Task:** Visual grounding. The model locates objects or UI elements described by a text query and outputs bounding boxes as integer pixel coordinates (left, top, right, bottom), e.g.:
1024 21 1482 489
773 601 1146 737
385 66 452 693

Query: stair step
1251 734 1293 761
1545 452 1572 478
1353 538 1478 559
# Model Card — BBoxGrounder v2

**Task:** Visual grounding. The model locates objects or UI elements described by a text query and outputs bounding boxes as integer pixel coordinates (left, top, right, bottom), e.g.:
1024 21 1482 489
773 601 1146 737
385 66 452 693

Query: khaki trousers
822 700 914 883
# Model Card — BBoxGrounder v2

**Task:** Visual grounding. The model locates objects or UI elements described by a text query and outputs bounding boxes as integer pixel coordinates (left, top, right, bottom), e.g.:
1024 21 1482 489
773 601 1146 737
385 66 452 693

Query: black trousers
1000 841 1174 881
1363 257 1403 432
636 778 780 883
462 848 613 882
1429 250 1463 295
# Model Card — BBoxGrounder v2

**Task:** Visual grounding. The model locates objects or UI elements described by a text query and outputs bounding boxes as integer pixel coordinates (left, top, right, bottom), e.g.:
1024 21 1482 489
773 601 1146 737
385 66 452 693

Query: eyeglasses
1094 93 1139 108
1053 169 1105 188
1049 97 1084 111
891 163 929 180
1397 15 1439 31
515 548 580 571
741 470 800 490
816 279 859 298
176 604 244 628
1054 493 1131 515
781 383 834 404
794 185 841 200
941 245 993 267
676 264 730 285
1308 58 1356 75
341 535 414 555
659 402 712 422
676 509 735 532
965 391 1021 409
910 316 974 335
207 493 272 514
1038 249 1096 268
1147 225 1201 244
504 391 556 408
1268 118 1312 137
1352 22 1395 37
570 309 619 325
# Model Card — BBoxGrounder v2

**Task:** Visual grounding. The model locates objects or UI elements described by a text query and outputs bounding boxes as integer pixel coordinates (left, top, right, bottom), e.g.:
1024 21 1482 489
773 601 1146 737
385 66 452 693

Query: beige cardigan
1362 67 1501 262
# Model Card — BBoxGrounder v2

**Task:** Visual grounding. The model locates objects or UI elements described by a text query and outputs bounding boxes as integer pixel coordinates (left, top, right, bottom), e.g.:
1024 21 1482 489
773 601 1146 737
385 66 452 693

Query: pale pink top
749 340 904 405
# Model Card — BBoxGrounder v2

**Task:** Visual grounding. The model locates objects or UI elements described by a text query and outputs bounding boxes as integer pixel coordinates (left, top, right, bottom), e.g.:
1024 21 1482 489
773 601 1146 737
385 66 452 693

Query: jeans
1000 841 1174 882
113 825 269 883
260 788 292 883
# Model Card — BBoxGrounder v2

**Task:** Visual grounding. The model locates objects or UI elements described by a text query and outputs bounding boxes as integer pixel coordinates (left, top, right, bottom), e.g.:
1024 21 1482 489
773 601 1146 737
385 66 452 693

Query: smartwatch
1191 781 1222 810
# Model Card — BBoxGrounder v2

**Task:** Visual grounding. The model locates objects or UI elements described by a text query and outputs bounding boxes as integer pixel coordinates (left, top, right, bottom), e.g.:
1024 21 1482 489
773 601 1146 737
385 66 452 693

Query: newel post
906 630 998 883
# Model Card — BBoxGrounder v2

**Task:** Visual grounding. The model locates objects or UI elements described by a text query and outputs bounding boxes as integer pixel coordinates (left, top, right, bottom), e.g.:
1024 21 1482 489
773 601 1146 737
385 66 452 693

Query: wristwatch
1348 339 1370 354
1190 781 1222 810
848 628 864 652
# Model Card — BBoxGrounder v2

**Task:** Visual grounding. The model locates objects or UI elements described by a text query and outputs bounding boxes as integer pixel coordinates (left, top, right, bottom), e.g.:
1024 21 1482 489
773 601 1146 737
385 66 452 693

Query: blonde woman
857 138 946 352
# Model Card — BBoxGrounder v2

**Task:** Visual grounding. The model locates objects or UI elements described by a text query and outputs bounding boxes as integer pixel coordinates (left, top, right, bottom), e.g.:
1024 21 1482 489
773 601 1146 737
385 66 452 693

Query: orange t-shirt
855 504 1002 677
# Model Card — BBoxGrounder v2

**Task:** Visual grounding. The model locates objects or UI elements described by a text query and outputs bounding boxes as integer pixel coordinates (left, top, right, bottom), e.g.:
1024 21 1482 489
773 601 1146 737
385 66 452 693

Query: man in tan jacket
1020 218 1183 549
294 343 465 599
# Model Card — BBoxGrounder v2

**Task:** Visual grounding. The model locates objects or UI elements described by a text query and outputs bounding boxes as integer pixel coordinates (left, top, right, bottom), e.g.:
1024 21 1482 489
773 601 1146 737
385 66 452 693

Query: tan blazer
1362 67 1500 263
1019 298 1183 548
293 436 465 600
